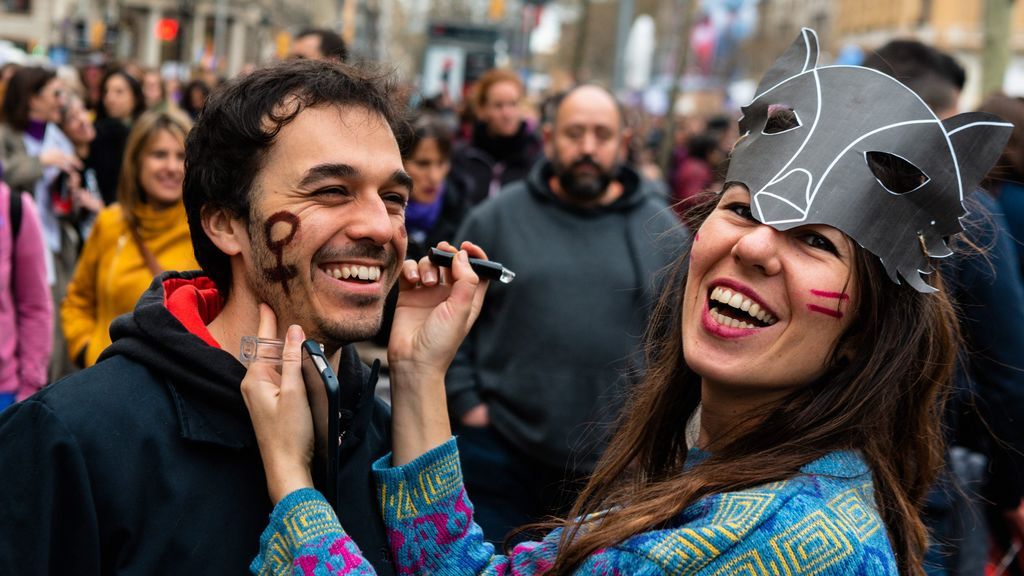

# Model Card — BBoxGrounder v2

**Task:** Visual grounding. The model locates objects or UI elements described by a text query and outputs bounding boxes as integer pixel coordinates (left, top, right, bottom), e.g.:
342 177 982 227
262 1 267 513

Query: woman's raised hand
386 241 490 465
240 304 315 504
388 241 489 380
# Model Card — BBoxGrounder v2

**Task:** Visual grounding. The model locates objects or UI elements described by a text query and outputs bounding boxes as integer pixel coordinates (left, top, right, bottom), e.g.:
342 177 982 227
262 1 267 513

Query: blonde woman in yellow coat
62 110 197 367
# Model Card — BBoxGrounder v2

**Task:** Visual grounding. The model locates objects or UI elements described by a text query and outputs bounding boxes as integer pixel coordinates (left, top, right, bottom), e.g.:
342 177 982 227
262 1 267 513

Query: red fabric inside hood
163 276 224 349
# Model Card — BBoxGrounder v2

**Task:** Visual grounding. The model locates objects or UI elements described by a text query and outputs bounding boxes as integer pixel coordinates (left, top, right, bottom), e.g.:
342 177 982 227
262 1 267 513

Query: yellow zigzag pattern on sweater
644 481 883 575
379 450 462 520
260 498 340 576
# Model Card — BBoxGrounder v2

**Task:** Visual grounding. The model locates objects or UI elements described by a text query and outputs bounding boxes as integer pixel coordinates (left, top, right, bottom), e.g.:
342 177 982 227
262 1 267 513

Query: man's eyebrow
298 163 358 188
389 170 413 192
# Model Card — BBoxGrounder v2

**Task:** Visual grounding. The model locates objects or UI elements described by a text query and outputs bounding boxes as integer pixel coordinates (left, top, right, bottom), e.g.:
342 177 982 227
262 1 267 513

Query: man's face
241 104 410 349
547 87 626 203
291 35 324 60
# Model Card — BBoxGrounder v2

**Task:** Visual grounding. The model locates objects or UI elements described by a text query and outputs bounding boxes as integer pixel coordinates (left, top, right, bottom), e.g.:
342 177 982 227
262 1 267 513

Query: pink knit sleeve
12 192 53 400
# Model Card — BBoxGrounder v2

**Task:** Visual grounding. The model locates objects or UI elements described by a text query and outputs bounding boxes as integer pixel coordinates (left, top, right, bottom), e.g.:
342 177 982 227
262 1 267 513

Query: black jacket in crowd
0 271 394 575
450 120 543 206
87 118 130 205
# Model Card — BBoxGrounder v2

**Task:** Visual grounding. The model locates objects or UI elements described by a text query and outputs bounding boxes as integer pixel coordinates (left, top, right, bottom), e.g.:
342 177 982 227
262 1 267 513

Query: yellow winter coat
62 201 198 367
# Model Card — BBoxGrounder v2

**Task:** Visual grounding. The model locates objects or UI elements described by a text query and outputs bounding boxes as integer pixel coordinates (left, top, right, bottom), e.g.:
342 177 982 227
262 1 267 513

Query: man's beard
555 155 616 201
247 216 396 350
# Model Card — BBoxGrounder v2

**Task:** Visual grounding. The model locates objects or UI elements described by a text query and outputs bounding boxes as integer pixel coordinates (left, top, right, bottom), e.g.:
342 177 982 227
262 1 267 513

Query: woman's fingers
398 259 421 291
280 325 304 398
257 304 278 341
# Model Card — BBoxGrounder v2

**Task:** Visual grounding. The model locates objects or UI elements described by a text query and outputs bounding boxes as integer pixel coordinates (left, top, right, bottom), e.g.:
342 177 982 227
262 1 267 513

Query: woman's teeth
709 286 777 326
710 307 757 329
324 265 381 281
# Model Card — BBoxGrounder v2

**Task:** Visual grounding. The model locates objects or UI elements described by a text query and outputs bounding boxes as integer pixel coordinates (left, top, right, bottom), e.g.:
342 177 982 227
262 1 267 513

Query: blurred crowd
1 27 1023 575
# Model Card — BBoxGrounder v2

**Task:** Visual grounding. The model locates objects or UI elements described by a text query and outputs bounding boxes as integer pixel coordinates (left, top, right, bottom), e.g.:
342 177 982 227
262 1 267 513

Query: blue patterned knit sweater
251 439 897 575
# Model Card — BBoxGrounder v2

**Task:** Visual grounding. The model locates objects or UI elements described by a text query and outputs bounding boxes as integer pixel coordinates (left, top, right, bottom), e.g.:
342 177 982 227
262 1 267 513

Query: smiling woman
62 109 198 367
241 29 1011 576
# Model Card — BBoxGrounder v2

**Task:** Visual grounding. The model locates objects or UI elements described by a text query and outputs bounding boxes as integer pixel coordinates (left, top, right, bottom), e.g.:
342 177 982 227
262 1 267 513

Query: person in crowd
0 58 413 575
864 40 1024 575
59 93 104 235
446 84 683 543
671 131 725 217
88 69 145 205
372 113 473 347
141 68 168 111
401 114 472 261
978 93 1024 276
0 66 80 287
61 109 197 368
240 29 1011 576
450 68 542 205
0 177 52 409
291 28 349 62
180 79 210 120
43 92 104 381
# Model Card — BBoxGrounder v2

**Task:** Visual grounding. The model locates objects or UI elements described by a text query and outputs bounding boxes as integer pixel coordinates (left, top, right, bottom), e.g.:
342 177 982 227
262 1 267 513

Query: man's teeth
324 265 381 281
709 286 777 326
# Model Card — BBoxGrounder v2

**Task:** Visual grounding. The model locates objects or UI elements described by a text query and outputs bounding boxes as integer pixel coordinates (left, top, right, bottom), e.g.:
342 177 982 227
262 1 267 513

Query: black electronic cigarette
428 247 516 284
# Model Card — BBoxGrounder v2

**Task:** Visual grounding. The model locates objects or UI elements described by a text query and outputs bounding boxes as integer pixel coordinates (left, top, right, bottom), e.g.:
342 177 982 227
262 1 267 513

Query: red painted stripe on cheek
807 304 844 318
810 289 850 300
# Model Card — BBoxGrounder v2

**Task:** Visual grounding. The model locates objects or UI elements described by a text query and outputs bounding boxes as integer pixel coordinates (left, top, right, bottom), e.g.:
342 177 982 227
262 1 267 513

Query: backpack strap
9 187 22 241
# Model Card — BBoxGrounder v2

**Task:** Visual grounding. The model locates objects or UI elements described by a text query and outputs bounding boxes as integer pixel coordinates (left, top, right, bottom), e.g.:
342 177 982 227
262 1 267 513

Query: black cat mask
725 28 1012 293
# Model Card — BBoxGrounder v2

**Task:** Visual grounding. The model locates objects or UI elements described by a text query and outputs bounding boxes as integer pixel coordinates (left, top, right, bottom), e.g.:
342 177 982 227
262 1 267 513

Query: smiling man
0 60 406 575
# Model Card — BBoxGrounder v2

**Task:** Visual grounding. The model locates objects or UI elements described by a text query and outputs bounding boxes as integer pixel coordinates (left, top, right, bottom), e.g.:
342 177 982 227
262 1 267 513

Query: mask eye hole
763 105 801 135
865 151 930 195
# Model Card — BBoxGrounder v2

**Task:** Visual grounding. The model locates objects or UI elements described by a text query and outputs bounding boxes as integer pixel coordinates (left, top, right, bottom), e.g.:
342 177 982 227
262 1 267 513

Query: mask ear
942 112 1013 196
754 28 820 97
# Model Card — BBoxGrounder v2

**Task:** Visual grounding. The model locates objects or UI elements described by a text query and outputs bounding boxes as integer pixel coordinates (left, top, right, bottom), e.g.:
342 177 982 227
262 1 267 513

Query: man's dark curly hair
183 59 408 297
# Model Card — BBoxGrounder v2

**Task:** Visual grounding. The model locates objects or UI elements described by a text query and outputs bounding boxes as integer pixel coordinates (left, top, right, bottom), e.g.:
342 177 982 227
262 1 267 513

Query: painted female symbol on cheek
807 289 850 319
263 211 300 296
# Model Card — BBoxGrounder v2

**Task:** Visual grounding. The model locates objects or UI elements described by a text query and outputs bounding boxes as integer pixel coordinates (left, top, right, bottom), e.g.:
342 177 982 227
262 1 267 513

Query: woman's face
103 75 136 120
405 138 450 204
682 185 858 399
142 72 163 108
479 80 523 138
29 78 64 124
61 101 96 146
138 129 185 208
188 86 206 111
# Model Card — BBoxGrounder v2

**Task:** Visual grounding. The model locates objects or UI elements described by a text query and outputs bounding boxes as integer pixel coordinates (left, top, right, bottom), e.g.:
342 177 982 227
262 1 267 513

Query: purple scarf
406 184 446 237
25 120 47 141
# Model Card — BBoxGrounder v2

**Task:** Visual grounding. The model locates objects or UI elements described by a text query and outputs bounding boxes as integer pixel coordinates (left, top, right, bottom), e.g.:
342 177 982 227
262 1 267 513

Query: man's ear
618 127 633 163
201 205 247 256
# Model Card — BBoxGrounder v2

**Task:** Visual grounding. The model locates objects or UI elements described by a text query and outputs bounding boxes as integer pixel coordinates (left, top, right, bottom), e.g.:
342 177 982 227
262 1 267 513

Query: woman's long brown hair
541 194 959 576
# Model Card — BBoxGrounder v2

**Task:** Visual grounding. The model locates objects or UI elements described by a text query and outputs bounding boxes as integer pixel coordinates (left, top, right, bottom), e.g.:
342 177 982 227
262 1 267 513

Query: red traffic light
156 18 179 41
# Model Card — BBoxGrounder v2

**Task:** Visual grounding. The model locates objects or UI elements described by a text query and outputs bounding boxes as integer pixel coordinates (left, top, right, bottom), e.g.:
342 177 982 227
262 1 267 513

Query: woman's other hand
38 149 82 173
240 304 315 504
72 185 104 214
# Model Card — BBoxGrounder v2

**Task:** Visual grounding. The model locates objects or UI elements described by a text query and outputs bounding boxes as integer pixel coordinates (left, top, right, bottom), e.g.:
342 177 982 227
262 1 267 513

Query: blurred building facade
835 0 1024 104
0 0 315 76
